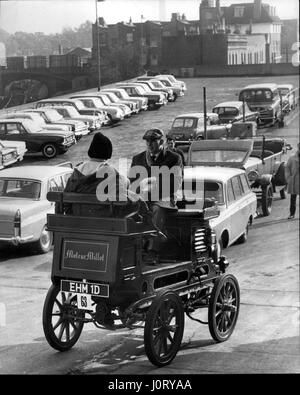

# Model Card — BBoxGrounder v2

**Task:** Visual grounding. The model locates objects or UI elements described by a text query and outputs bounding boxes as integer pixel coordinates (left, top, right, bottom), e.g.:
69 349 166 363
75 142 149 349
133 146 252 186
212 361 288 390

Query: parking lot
0 75 299 375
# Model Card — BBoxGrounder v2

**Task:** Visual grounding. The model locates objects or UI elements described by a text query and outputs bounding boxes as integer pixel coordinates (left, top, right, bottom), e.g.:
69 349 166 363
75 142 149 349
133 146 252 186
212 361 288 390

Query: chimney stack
253 0 262 20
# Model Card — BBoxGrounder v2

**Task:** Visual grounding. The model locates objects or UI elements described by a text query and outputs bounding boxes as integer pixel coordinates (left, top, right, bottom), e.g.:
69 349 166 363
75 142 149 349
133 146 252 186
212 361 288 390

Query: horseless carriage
42 191 240 367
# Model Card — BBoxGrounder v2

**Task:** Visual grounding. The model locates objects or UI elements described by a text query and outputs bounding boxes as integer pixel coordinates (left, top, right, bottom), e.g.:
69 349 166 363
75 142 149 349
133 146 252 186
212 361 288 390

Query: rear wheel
43 284 84 351
208 274 240 342
237 218 251 244
32 225 53 253
144 290 184 367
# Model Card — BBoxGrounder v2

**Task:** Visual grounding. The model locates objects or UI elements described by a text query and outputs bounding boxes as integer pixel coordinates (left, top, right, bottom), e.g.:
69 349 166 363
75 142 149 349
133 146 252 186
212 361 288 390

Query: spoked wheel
261 184 273 216
43 284 85 351
144 290 184 367
208 274 240 342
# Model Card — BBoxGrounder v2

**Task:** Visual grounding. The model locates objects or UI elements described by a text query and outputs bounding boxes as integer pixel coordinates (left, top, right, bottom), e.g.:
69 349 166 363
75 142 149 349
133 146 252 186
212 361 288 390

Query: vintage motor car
155 74 187 92
0 111 71 133
25 108 89 141
35 98 109 126
238 83 285 127
212 101 259 124
116 83 166 110
0 118 76 159
45 105 102 132
183 164 257 251
277 84 297 113
0 142 19 170
70 95 124 124
0 164 73 253
42 190 240 367
101 88 148 112
167 112 223 141
184 138 290 217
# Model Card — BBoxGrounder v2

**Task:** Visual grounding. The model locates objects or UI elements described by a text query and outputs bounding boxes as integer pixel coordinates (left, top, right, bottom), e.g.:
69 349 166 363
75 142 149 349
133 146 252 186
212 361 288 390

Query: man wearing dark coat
128 128 183 259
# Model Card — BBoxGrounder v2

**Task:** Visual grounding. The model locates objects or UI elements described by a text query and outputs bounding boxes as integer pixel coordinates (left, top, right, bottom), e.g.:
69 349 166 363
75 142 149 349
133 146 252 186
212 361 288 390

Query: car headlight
248 170 259 182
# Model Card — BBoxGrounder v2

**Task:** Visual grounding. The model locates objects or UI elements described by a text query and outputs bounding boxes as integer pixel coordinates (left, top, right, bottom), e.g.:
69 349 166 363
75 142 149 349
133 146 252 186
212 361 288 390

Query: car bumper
0 235 34 245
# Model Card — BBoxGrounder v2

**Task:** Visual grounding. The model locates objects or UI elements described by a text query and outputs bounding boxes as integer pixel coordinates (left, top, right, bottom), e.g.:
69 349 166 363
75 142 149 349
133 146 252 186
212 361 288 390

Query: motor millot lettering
61 280 109 297
62 241 108 272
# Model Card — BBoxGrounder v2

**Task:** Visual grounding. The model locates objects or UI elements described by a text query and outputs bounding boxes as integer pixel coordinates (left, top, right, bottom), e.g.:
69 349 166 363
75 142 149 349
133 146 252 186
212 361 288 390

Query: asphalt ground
0 75 299 376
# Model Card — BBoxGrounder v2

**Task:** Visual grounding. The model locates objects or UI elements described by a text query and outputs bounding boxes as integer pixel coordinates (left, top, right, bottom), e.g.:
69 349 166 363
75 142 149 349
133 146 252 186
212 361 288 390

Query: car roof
0 165 73 181
37 99 78 103
241 83 278 91
213 101 244 108
184 166 244 182
277 84 294 89
0 118 28 123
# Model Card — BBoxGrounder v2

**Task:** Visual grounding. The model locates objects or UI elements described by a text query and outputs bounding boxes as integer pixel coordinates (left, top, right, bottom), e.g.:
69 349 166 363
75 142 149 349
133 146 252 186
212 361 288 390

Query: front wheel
42 143 58 159
43 284 84 351
144 290 184 367
208 274 240 342
261 184 273 216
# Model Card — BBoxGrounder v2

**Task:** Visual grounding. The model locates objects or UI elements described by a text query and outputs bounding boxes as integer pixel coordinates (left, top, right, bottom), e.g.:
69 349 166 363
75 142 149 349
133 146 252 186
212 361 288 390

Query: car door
226 176 245 242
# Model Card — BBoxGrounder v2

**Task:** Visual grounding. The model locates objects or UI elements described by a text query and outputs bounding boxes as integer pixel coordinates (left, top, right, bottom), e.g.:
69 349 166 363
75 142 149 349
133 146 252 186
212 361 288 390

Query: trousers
290 194 297 216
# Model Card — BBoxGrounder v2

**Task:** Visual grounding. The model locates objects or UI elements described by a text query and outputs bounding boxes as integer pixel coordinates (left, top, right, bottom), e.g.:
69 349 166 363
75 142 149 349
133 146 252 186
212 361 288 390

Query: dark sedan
212 101 259 125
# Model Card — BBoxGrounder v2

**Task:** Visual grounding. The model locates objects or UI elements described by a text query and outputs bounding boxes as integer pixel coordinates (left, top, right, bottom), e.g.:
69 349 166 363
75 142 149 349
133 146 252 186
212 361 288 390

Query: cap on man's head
142 128 164 140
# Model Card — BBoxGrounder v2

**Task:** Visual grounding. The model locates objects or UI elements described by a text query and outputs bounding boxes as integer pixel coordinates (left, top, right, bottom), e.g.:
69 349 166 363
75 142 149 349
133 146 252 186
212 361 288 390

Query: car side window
48 175 64 192
240 174 250 194
231 176 243 200
0 124 6 134
6 123 24 135
227 179 235 204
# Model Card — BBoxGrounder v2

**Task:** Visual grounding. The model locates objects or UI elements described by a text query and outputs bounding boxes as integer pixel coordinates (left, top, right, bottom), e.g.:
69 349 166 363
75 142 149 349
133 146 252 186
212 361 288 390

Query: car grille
194 228 207 254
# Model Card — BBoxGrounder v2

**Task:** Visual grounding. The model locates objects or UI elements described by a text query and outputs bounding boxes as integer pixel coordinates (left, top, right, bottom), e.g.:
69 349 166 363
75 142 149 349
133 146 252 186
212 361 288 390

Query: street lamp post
95 0 105 91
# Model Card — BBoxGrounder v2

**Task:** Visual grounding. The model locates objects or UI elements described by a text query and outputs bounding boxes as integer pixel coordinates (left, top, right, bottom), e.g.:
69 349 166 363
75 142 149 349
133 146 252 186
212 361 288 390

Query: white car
0 140 27 162
0 164 73 253
183 139 257 251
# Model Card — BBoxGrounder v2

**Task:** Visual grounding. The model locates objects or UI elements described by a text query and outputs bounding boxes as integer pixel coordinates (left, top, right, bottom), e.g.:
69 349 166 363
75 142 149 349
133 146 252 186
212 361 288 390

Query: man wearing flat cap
128 128 183 259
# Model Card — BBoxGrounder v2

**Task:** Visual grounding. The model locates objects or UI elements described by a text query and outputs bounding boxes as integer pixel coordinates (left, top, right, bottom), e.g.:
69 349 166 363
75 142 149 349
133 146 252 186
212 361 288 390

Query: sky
0 0 299 34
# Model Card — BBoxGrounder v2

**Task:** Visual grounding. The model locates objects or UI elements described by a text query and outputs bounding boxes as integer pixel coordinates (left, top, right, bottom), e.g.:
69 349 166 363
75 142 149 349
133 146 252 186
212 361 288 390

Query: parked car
0 142 19 170
101 88 148 112
36 98 109 126
0 111 71 133
168 112 221 141
70 95 124 124
44 105 101 132
153 76 184 99
25 108 89 140
212 101 259 124
136 78 175 102
0 164 73 253
0 118 76 159
0 140 27 162
116 83 166 110
100 90 138 114
130 82 168 107
183 161 257 251
155 74 187 92
277 84 297 113
238 83 284 127
96 93 132 118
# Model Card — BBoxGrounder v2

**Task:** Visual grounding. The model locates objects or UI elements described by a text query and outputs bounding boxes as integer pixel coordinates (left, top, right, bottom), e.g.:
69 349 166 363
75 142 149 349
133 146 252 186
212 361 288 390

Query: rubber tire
144 290 184 367
32 226 53 254
43 284 84 352
208 274 240 342
261 184 273 217
42 143 58 159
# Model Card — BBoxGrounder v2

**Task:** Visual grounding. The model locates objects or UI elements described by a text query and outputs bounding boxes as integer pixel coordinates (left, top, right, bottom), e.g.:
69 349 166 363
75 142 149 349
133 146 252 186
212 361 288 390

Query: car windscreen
117 89 130 99
64 107 80 117
184 180 224 206
73 100 85 110
0 179 41 199
214 107 239 116
239 89 273 102
172 118 198 128
160 79 171 87
44 109 63 122
98 95 110 105
150 80 164 88
191 149 247 163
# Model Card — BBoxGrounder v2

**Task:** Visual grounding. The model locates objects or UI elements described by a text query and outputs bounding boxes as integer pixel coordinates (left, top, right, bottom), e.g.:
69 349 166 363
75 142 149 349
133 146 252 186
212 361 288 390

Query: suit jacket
129 148 183 207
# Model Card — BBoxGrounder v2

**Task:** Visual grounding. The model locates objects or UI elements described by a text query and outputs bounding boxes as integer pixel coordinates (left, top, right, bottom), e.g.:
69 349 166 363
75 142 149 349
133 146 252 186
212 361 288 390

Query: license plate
61 280 109 298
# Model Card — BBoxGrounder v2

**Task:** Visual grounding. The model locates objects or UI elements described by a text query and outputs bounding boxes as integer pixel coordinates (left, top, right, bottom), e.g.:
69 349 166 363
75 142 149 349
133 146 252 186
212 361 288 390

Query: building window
126 33 133 42
234 6 245 17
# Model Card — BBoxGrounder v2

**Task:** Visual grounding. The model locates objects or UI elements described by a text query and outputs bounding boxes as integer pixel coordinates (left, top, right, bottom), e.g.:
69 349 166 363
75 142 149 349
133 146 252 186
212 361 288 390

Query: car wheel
42 143 58 159
261 184 273 216
237 219 251 244
33 226 53 254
